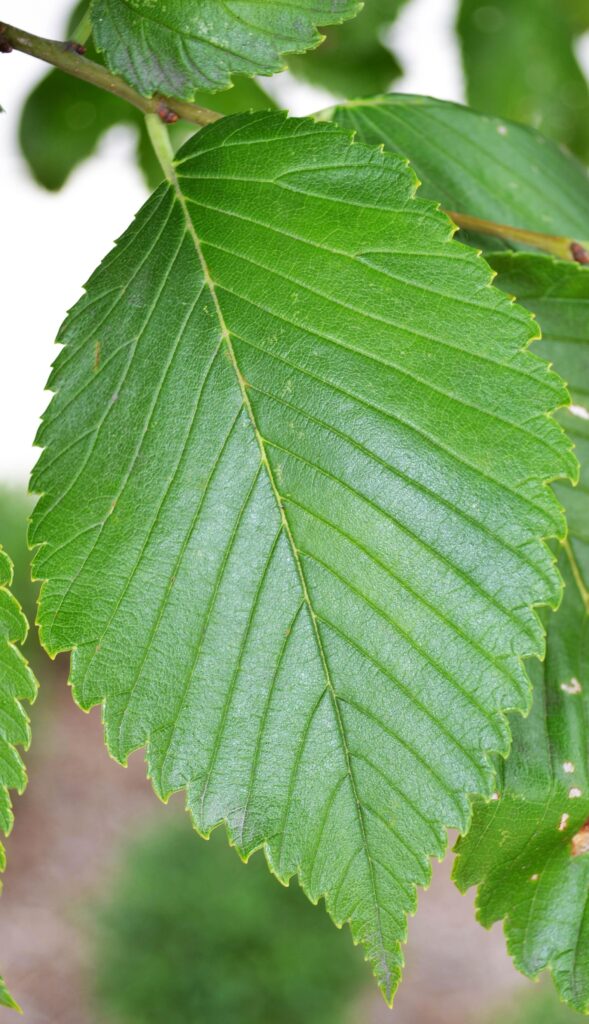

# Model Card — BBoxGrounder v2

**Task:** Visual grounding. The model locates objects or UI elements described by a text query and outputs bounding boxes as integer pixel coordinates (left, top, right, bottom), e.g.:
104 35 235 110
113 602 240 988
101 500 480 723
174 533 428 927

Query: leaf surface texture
329 92 589 1008
90 0 360 98
31 112 574 1000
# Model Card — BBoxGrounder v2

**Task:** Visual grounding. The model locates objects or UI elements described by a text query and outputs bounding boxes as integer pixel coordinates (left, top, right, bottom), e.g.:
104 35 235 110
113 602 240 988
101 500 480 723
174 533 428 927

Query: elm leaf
90 0 361 99
30 112 574 1002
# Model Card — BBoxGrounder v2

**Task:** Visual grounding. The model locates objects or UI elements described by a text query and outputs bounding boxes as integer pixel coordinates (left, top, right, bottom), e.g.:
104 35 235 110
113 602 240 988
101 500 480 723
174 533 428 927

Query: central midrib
167 163 388 979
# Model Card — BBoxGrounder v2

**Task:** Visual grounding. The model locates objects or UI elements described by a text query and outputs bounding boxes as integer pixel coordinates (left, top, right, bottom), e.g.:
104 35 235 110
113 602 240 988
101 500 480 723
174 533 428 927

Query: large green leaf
289 0 408 98
457 0 589 160
30 112 574 1001
454 252 589 1014
0 548 38 1013
327 95 589 248
90 0 361 100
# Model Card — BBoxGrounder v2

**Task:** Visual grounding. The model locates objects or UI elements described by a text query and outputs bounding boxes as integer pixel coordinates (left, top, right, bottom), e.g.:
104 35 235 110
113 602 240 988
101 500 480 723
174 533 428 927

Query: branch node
0 27 12 54
65 40 87 55
157 102 179 124
570 242 589 265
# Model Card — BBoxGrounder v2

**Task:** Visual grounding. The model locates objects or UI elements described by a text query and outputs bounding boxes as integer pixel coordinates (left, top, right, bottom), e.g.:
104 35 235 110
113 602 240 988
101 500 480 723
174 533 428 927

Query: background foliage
92 817 367 1024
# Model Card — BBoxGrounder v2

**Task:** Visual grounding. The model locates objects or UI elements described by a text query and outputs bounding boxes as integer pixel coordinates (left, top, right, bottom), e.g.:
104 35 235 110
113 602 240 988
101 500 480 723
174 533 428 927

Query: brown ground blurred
0 666 527 1024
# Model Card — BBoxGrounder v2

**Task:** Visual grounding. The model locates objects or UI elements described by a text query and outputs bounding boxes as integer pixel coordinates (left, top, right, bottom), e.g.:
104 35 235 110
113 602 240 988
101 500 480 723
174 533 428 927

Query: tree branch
0 20 221 128
447 210 589 263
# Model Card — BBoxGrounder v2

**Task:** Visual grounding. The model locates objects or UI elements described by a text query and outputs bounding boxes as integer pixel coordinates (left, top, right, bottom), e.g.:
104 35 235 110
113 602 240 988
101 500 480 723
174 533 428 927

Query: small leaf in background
457 0 589 160
30 112 573 1001
0 975 20 1013
90 0 361 99
0 548 39 1013
289 0 409 98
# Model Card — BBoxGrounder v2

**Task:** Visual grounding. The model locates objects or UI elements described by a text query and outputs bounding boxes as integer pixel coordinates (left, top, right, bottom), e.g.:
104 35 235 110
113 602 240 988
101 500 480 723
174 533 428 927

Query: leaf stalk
145 113 177 185
447 210 589 263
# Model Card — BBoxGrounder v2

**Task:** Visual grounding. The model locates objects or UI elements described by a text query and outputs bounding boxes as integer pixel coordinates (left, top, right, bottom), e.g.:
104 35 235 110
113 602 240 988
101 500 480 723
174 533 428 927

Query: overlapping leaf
30 112 574 1001
90 0 361 99
457 0 589 160
455 254 589 1013
327 94 589 248
0 548 38 1013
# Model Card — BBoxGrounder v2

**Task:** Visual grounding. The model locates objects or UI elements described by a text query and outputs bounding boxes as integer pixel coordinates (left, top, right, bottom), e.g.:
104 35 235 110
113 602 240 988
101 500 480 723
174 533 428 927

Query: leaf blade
31 112 575 1001
90 0 361 99
327 94 589 248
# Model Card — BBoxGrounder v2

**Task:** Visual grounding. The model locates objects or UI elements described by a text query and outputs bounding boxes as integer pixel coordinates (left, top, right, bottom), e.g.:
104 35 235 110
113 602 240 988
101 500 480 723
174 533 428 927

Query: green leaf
328 92 589 1010
289 0 409 98
0 976 20 1013
457 0 589 160
454 253 589 1014
0 548 38 1015
30 112 574 1002
327 94 589 248
90 0 361 100
19 2 275 192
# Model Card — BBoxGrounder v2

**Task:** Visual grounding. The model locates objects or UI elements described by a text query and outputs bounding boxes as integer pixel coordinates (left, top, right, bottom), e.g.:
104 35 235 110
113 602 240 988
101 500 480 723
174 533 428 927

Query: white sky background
1 0 465 483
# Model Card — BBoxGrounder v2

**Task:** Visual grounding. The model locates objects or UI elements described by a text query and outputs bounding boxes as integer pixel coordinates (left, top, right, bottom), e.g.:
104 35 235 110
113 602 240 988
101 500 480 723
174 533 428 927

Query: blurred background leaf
91 817 367 1024
487 980 583 1024
457 0 589 159
0 488 45 674
289 0 409 97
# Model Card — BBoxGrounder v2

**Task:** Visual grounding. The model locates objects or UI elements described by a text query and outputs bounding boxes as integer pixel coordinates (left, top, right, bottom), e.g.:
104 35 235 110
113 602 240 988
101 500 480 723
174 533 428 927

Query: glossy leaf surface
31 112 573 1001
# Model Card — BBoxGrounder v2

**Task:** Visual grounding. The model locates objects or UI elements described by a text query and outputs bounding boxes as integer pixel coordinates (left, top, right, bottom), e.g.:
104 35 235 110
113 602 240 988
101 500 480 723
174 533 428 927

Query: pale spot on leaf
561 678 582 695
